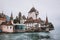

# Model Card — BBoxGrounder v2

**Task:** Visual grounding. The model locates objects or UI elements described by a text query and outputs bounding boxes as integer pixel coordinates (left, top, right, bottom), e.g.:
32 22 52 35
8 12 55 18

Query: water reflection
27 33 41 40
0 32 54 40
25 32 51 40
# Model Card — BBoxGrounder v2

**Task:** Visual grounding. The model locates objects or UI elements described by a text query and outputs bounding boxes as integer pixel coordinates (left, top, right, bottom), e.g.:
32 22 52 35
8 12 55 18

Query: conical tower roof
45 15 48 25
10 13 13 20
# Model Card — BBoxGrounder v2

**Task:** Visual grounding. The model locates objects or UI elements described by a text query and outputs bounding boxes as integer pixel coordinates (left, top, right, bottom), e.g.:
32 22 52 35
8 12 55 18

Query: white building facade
1 25 14 32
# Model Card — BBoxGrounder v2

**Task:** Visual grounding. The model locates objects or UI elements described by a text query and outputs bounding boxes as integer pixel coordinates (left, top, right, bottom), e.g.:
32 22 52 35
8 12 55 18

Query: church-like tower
28 7 39 19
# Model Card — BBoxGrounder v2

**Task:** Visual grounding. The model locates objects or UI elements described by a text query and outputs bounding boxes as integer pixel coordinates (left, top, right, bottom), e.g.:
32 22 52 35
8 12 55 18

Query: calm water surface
0 26 60 40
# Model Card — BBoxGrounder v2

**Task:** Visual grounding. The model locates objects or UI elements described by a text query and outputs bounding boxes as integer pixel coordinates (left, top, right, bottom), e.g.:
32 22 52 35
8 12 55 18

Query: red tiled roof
24 18 41 23
0 18 6 20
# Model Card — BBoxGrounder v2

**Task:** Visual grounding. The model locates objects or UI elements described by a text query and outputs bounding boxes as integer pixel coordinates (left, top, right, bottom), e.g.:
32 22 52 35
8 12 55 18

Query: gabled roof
1 21 13 26
28 7 39 13
1 22 6 25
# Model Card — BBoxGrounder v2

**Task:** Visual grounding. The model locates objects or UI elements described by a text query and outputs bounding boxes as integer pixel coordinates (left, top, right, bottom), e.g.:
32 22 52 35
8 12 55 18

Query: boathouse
13 24 27 32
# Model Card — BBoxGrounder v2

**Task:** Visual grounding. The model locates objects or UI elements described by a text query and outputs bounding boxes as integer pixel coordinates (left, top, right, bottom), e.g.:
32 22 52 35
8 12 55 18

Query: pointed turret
10 12 13 24
10 13 13 20
45 15 48 25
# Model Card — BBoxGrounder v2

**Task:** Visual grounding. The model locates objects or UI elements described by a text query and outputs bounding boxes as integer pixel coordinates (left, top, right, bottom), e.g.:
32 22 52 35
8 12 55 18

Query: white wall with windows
1 25 13 32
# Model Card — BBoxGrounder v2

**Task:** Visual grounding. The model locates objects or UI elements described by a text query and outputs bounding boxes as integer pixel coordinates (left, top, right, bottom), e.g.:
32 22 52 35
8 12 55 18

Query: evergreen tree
18 12 21 23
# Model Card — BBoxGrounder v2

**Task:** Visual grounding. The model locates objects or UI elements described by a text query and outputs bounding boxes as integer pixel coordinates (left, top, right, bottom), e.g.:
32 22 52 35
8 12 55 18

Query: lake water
0 26 60 40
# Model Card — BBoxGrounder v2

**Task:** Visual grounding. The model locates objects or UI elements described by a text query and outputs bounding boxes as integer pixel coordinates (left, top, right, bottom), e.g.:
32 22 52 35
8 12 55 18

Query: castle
0 7 54 32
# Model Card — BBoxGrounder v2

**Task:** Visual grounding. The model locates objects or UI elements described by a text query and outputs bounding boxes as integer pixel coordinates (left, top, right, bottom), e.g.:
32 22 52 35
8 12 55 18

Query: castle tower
28 7 39 19
10 13 13 24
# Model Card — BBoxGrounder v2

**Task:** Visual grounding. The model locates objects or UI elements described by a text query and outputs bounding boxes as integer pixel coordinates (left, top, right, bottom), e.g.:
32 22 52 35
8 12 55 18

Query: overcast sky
0 0 60 27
